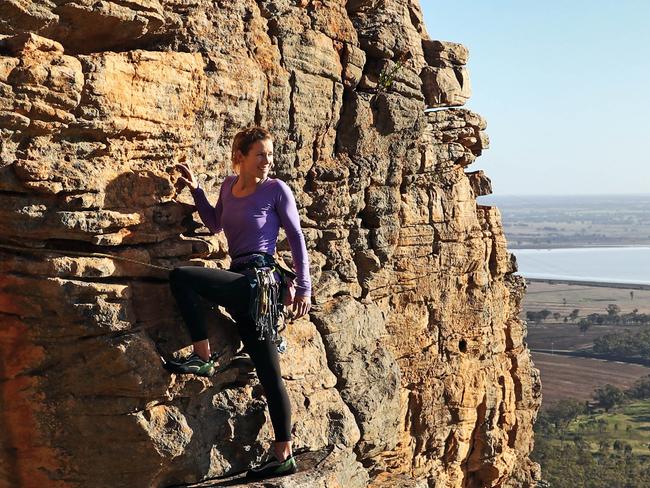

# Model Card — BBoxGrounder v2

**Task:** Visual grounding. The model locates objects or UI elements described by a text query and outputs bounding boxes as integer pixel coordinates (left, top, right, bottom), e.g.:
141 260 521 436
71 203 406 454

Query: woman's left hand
292 295 311 320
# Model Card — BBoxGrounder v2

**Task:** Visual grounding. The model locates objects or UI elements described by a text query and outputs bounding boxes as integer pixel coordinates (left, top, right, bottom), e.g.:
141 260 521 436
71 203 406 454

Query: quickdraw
230 252 292 353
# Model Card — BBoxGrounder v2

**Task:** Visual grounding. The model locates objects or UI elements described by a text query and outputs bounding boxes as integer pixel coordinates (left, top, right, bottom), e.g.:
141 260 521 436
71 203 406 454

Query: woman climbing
167 126 312 480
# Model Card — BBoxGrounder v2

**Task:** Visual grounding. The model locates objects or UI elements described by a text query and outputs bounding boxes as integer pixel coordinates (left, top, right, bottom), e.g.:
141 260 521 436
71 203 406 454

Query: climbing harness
230 252 297 353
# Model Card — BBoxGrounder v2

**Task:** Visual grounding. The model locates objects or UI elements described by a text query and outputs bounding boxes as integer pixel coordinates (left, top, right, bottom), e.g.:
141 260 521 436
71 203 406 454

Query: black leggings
168 266 292 442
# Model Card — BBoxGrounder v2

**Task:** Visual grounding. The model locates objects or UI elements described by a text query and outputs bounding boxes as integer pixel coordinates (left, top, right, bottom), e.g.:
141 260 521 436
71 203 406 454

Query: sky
420 1 650 196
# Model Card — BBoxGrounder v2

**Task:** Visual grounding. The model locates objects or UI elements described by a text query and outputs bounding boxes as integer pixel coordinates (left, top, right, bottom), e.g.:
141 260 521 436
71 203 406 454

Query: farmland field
532 352 650 407
521 281 650 408
527 323 640 352
522 281 650 318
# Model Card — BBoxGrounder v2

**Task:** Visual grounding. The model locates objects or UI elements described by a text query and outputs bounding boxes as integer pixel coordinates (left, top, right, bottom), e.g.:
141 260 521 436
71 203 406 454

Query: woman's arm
275 181 311 298
190 185 224 234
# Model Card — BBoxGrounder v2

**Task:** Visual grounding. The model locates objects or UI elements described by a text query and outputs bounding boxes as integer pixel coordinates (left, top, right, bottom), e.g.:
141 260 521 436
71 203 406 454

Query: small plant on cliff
376 52 411 94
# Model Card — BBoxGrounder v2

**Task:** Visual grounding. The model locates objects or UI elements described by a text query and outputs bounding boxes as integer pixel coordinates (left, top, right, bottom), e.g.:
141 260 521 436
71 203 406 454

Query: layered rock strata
0 1 541 487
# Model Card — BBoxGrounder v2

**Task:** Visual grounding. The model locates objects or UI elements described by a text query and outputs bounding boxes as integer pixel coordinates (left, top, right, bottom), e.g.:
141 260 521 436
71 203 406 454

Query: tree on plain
593 384 626 412
607 304 621 317
579 319 592 335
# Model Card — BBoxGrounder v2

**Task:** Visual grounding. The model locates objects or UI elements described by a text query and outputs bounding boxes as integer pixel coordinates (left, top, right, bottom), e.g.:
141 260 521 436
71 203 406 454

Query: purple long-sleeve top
189 175 311 297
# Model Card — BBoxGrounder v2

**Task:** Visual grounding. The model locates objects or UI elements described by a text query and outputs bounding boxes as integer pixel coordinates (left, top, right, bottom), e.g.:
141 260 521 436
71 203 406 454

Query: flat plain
522 280 650 408
531 352 650 406
525 282 650 314
480 193 650 248
565 400 650 456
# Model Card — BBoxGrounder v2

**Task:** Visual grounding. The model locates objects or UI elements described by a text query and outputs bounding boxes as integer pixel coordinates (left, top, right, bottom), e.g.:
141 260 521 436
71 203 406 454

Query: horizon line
478 193 650 198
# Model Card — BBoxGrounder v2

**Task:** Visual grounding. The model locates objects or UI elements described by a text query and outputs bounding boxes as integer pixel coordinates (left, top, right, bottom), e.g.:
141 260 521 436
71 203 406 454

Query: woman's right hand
173 162 198 191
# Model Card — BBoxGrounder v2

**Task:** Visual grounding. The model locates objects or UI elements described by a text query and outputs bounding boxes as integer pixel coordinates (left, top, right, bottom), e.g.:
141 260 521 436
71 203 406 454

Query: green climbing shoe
164 352 218 377
245 454 297 480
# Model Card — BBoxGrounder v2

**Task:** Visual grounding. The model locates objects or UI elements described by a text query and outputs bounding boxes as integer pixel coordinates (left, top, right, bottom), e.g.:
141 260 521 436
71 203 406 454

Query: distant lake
513 246 650 285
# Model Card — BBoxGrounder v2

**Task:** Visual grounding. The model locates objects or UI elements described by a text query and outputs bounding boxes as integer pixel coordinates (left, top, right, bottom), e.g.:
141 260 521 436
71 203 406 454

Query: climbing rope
0 241 290 351
0 242 172 272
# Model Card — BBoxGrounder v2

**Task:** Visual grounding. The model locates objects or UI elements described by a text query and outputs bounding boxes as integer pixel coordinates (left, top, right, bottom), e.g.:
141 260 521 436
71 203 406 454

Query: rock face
0 2 542 487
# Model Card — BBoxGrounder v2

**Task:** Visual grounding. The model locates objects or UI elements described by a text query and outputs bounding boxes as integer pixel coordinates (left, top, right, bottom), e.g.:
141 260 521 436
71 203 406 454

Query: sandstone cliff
0 1 542 487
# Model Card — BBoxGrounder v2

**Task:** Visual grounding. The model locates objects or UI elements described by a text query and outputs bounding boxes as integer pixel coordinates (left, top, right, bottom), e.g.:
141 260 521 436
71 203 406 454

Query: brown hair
231 126 273 172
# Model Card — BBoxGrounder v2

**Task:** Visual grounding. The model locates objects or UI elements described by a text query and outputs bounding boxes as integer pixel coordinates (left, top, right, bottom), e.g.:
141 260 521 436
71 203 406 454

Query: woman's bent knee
169 266 189 285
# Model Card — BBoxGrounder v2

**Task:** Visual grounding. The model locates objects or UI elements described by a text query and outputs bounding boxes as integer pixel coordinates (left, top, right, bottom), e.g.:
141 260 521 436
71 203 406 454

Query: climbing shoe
163 352 219 377
245 454 297 480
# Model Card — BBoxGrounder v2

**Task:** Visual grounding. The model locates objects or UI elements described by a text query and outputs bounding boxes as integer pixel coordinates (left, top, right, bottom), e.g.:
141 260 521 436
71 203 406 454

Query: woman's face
237 138 274 180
